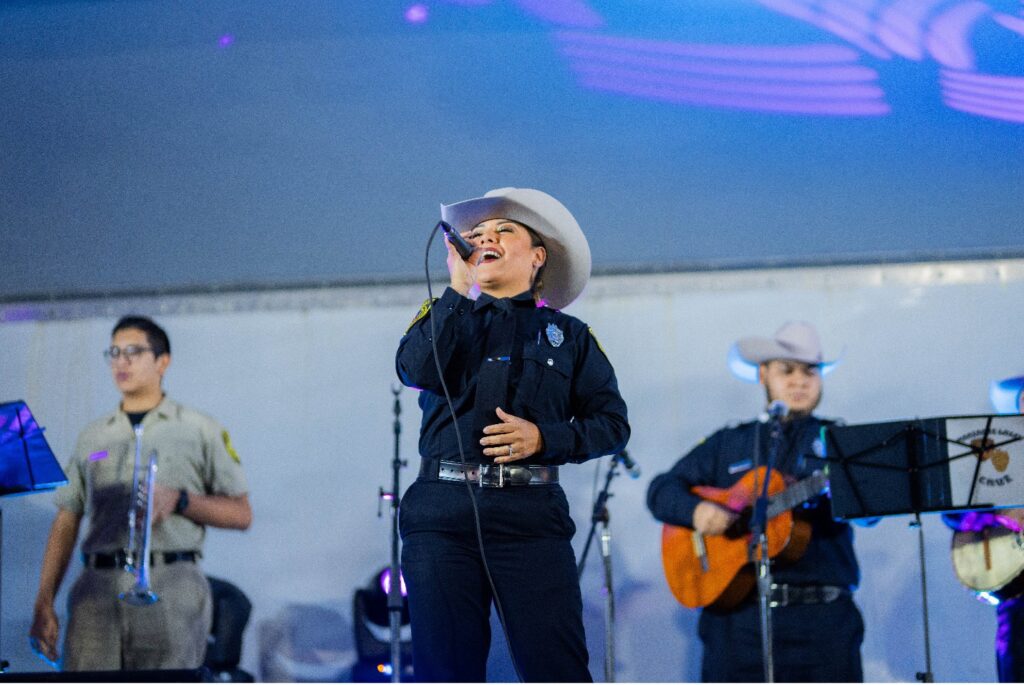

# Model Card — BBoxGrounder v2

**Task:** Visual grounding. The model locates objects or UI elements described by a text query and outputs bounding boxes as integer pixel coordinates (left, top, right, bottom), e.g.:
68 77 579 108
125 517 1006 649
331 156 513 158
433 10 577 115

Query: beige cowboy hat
728 321 840 383
440 187 592 310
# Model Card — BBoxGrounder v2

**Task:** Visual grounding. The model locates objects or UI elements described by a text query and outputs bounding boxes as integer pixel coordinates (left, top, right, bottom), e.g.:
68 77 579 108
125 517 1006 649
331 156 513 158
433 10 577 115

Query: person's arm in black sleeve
647 431 723 529
534 327 630 465
396 287 472 393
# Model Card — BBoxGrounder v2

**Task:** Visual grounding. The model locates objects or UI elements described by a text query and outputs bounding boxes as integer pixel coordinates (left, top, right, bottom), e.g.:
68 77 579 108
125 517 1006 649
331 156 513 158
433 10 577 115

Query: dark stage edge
0 668 208 682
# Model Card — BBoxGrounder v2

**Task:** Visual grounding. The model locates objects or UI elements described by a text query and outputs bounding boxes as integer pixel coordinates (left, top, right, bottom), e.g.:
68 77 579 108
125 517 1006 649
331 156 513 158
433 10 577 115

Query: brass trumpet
120 424 159 606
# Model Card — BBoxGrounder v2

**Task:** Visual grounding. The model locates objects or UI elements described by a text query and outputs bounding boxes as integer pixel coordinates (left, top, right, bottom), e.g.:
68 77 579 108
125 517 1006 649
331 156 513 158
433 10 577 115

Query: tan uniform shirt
55 396 247 554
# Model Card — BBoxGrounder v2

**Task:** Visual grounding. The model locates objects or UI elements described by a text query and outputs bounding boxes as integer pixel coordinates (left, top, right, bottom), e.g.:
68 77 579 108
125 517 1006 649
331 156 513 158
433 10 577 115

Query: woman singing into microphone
395 187 630 682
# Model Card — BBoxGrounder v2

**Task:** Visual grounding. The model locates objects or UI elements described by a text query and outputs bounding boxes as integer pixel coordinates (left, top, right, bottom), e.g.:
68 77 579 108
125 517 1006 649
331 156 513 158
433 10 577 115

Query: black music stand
816 414 1024 683
0 401 68 671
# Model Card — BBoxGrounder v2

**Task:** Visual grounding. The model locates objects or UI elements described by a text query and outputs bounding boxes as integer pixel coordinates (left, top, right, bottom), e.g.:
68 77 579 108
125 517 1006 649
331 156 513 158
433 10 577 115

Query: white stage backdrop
2 257 1023 681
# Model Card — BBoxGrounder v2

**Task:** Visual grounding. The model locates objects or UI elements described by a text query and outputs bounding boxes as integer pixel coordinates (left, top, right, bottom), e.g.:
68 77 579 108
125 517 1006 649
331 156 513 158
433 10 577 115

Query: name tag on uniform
728 459 752 475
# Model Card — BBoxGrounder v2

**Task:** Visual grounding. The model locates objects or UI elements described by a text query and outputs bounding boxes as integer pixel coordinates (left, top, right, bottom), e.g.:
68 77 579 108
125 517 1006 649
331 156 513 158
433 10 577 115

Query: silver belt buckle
476 464 506 488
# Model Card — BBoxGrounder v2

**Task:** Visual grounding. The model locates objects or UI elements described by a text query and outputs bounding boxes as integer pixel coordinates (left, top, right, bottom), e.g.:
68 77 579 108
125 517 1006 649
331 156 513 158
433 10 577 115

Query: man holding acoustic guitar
647 321 865 682
945 373 1024 682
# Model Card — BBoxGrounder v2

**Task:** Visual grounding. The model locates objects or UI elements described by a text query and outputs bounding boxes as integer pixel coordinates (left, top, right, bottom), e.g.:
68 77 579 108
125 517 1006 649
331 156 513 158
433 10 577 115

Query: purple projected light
876 0 948 60
380 568 408 597
0 405 40 446
941 69 1024 123
994 12 1024 37
405 4 429 24
0 305 44 322
514 0 603 28
924 1 991 69
557 31 888 116
218 34 235 48
755 0 893 59
441 0 1024 124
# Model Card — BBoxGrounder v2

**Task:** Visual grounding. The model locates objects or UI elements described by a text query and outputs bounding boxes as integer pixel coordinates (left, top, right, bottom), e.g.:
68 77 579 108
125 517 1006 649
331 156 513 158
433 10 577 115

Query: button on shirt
396 287 629 465
55 396 248 555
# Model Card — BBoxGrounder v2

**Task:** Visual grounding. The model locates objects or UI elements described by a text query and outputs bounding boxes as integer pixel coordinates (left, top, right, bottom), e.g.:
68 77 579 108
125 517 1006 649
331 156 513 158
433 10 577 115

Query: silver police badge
545 323 564 348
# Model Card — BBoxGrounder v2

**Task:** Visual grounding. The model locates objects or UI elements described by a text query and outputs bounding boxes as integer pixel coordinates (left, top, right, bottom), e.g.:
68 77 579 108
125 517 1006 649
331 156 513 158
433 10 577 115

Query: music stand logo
971 437 1010 473
958 428 1024 488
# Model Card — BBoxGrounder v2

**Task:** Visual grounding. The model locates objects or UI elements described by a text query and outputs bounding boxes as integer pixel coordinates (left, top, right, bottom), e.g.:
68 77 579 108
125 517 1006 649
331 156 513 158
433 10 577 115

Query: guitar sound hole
724 509 753 539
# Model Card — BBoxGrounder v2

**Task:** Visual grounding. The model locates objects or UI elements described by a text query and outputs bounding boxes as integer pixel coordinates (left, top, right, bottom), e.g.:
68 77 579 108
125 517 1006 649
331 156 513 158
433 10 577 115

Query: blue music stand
0 401 67 672
1 401 67 497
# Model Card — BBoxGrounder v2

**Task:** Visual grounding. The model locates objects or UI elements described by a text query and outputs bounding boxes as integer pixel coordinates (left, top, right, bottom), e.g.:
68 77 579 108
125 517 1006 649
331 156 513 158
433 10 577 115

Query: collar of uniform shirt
472 290 535 312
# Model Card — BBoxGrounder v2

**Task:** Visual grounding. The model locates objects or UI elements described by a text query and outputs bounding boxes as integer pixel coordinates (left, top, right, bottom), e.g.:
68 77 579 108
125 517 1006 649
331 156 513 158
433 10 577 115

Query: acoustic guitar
660 466 828 610
952 525 1024 602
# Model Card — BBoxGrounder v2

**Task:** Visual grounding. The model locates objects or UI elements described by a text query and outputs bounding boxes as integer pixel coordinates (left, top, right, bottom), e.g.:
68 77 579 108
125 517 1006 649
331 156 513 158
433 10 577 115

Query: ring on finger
508 445 514 457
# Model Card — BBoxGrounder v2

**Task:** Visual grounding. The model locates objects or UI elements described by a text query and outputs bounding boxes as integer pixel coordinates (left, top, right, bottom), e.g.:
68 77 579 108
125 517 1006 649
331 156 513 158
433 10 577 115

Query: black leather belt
420 459 558 487
83 550 198 569
769 583 850 608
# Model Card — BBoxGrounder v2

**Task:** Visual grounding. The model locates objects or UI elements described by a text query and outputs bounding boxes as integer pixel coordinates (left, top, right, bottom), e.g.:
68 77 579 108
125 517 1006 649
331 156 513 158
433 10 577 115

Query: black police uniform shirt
646 415 859 590
396 287 630 466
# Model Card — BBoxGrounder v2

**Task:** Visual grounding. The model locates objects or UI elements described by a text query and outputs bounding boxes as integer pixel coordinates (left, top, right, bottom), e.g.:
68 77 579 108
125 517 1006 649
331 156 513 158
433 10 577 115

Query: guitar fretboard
766 471 828 519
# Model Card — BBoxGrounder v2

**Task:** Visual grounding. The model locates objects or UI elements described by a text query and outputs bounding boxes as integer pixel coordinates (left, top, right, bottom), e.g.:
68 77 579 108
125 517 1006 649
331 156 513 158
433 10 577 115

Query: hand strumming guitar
693 501 739 536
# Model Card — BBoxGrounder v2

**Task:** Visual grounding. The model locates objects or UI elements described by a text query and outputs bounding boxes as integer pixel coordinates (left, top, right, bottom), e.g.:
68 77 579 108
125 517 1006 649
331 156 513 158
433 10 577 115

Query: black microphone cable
422 221 526 683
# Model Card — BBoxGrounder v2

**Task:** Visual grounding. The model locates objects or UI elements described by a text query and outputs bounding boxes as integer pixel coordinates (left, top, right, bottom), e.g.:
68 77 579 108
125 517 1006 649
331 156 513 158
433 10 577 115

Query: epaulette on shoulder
587 326 607 356
406 297 438 333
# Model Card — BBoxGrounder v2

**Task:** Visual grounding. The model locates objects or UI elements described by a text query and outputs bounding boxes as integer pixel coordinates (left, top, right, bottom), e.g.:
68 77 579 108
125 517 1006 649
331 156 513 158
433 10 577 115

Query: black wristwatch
174 489 190 514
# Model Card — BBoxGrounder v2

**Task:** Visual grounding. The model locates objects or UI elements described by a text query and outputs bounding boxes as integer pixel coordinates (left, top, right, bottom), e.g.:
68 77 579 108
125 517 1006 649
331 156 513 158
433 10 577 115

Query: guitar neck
766 471 827 519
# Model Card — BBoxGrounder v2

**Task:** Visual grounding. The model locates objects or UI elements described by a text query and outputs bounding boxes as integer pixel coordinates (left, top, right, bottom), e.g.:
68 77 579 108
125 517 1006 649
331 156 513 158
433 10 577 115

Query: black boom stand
751 403 788 684
378 385 407 683
577 453 631 683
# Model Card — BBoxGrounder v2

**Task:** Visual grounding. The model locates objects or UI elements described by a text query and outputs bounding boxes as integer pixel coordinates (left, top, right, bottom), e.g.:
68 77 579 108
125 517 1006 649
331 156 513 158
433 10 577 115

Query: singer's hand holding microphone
439 221 477 296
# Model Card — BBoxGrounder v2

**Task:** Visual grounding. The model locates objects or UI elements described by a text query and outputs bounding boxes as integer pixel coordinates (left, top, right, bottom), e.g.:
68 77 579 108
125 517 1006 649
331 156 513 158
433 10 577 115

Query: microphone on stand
614 450 641 479
438 221 475 260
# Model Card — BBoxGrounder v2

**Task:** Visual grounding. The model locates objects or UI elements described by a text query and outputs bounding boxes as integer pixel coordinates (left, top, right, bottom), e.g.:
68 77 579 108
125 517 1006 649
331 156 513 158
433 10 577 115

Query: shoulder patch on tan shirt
222 430 241 464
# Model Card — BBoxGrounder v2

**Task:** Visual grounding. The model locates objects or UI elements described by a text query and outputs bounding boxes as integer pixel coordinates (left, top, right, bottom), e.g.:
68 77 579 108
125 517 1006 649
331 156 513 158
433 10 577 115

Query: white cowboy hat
728 321 840 383
440 187 592 310
990 375 1024 414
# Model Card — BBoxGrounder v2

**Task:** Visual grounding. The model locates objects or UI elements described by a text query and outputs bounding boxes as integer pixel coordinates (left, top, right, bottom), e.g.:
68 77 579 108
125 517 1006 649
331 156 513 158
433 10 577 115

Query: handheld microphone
438 221 475 260
767 400 789 420
614 450 641 479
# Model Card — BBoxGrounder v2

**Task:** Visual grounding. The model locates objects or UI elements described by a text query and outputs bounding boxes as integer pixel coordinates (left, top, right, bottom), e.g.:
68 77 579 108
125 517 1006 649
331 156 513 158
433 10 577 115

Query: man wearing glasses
29 315 252 672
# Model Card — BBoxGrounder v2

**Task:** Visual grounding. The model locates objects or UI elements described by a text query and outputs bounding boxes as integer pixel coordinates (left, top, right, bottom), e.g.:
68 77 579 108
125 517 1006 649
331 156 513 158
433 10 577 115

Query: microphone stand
751 414 784 684
379 385 407 683
578 455 622 682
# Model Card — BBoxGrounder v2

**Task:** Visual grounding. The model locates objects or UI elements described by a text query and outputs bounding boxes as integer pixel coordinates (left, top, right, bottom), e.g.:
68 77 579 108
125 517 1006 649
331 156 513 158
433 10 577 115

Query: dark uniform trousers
698 595 864 683
400 479 592 683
